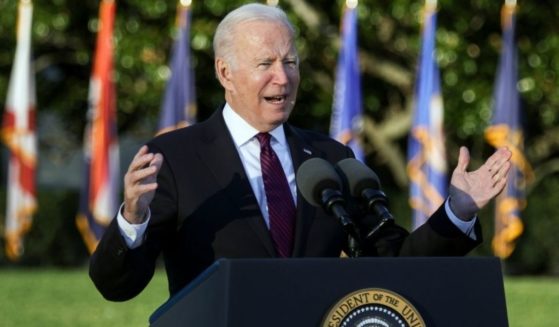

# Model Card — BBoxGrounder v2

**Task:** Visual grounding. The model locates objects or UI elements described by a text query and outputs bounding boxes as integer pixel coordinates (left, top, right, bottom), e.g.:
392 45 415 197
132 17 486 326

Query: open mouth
264 95 287 104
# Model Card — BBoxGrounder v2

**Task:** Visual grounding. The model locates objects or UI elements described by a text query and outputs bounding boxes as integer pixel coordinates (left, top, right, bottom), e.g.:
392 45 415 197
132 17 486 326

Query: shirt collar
222 103 287 147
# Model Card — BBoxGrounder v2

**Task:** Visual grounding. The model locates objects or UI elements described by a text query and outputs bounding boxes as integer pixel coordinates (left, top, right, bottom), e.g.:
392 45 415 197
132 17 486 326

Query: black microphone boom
296 158 357 238
336 158 394 238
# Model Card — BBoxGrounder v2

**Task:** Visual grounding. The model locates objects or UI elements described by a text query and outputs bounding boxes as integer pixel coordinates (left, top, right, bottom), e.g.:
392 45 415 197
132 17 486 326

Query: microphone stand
347 233 362 258
321 189 362 258
361 189 393 240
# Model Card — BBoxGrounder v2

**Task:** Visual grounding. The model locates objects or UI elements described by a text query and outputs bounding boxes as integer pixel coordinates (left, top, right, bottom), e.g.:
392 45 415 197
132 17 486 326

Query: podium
149 257 508 327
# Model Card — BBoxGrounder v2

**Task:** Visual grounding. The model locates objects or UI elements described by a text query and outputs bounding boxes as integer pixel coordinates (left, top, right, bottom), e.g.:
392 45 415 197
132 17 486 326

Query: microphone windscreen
296 158 341 207
336 158 381 197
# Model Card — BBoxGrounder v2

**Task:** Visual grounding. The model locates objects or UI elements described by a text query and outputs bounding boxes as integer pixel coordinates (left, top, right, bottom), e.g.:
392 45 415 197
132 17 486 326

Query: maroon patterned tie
256 132 296 257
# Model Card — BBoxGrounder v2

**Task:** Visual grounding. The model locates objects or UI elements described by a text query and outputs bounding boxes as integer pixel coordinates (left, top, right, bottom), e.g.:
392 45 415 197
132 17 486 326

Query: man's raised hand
123 145 163 224
449 146 512 221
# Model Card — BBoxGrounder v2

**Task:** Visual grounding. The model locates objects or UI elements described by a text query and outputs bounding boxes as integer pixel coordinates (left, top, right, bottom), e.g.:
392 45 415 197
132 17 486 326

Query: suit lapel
194 111 326 258
284 124 321 257
196 110 277 257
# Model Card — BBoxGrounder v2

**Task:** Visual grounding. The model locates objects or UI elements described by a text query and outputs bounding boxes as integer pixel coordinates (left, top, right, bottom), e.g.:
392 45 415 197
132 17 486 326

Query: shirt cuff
444 198 477 240
116 203 150 249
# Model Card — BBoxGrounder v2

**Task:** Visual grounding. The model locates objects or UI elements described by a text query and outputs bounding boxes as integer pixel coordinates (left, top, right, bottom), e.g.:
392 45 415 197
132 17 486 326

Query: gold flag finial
179 0 191 7
346 0 358 9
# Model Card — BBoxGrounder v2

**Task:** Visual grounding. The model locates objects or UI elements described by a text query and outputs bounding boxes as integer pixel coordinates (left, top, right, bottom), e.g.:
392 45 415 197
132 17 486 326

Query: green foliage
0 0 557 272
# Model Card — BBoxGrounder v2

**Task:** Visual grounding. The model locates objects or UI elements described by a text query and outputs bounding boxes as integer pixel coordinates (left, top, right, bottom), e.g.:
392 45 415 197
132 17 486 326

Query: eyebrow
254 53 298 62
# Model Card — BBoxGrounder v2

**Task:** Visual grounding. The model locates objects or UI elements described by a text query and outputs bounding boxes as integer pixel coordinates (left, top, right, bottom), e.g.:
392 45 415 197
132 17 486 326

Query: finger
486 147 512 171
131 164 159 184
139 154 163 182
150 153 164 172
490 161 511 187
133 145 149 161
125 164 155 189
491 172 502 183
492 170 509 193
455 146 470 172
489 164 508 183
129 149 155 172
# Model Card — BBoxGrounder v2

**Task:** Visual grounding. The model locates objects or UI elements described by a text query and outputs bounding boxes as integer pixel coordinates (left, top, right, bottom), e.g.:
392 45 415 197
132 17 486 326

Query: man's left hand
449 146 512 221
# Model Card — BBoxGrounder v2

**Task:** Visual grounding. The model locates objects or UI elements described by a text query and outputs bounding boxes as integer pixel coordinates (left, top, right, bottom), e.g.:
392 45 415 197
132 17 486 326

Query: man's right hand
122 145 163 224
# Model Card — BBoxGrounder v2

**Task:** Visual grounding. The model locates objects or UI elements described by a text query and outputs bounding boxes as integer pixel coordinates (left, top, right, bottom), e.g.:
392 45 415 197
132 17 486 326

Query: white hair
213 3 296 67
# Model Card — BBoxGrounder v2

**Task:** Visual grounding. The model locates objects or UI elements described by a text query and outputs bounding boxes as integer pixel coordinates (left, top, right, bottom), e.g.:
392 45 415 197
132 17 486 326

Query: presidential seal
322 288 425 327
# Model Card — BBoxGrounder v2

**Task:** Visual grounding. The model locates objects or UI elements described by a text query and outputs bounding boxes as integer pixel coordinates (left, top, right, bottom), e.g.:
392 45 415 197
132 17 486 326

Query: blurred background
0 0 558 325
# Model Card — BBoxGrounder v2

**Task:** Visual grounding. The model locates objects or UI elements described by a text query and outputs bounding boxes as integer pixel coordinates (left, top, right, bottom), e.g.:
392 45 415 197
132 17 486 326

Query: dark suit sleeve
89 143 178 301
361 203 482 257
88 218 160 301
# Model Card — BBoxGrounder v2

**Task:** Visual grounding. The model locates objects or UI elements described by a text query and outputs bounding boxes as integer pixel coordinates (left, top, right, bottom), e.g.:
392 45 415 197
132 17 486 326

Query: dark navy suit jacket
89 108 481 301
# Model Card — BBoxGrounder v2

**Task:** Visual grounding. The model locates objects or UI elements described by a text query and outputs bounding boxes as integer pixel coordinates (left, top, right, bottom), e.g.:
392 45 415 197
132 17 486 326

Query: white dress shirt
221 103 297 228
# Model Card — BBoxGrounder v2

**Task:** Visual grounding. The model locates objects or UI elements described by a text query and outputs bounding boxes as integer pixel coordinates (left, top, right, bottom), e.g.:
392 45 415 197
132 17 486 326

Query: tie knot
256 132 271 147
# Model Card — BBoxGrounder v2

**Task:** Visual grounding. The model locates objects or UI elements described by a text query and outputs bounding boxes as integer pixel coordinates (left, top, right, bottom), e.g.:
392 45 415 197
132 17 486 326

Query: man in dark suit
89 3 512 301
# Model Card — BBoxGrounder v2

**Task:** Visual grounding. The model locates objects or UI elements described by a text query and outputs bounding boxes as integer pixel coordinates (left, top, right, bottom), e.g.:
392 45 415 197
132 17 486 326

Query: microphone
296 158 357 238
335 158 394 238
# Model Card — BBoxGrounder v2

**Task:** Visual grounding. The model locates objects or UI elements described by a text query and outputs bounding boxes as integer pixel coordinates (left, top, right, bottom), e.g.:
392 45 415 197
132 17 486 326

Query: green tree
0 0 557 272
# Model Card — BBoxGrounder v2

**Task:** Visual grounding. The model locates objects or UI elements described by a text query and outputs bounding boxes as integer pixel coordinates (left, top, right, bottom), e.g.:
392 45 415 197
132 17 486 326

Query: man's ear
215 58 234 91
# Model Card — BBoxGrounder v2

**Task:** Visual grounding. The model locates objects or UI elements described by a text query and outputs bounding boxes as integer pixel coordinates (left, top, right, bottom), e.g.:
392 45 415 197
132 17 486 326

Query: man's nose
272 63 289 85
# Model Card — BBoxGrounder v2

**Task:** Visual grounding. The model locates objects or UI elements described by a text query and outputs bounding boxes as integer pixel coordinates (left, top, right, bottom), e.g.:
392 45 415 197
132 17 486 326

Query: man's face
217 20 300 132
